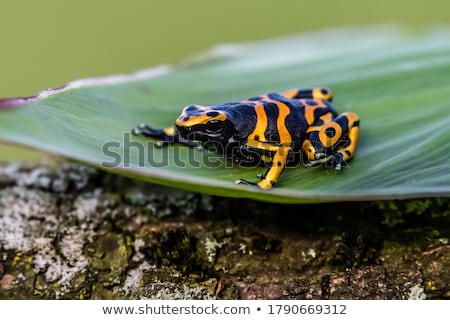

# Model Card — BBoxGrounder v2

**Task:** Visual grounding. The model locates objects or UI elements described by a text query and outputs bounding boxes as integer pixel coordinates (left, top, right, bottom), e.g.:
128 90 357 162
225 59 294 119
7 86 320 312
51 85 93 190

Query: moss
88 233 133 288
141 228 214 279
249 232 282 253
331 232 382 268
0 251 36 299
420 246 450 299
377 198 450 228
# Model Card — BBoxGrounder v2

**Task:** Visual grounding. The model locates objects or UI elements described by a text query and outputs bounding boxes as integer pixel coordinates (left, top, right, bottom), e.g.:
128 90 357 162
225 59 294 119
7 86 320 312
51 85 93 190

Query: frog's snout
176 124 192 136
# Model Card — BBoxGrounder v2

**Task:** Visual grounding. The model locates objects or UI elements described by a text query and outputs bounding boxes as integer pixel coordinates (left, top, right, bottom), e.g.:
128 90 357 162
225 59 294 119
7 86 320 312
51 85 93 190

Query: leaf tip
0 65 172 109
0 95 37 108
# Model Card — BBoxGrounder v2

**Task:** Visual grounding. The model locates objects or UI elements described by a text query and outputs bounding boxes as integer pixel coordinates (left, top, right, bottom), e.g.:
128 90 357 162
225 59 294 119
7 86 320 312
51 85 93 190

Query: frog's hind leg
315 112 360 171
281 87 333 101
236 142 291 189
132 123 198 148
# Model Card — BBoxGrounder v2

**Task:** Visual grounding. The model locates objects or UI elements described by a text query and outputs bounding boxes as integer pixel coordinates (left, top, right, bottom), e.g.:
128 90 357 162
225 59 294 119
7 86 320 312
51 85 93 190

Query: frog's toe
304 155 332 168
235 179 256 185
329 153 345 172
236 178 273 190
155 140 171 148
314 152 327 160
132 123 155 136
304 162 313 168
132 127 142 135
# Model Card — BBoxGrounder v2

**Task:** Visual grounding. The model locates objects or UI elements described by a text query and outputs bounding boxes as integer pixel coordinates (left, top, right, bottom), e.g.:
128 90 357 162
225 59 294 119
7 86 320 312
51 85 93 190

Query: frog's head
302 138 328 162
175 105 236 143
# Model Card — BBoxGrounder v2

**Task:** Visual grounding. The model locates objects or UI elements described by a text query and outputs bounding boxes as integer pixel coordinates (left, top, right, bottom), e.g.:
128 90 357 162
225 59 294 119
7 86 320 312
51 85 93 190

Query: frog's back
211 93 323 149
262 93 311 148
222 93 336 149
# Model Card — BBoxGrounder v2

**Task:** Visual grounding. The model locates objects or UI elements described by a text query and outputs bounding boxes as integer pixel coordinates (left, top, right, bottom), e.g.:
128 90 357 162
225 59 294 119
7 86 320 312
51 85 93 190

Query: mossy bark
0 161 449 299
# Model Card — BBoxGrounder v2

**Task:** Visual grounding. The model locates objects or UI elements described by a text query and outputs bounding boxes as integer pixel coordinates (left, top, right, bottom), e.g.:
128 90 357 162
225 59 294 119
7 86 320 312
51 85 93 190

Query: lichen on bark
0 160 449 299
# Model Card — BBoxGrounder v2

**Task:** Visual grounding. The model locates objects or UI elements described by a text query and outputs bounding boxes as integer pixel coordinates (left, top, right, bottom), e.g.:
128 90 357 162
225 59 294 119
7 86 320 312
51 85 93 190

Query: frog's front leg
132 123 198 148
236 141 291 189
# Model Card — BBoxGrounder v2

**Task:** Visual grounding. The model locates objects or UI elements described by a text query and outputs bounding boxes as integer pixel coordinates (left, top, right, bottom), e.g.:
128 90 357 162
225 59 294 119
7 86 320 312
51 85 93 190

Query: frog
132 87 360 189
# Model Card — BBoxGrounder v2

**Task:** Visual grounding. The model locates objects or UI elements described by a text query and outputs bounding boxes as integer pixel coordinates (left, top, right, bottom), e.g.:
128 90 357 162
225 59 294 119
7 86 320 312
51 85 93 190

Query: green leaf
1 26 449 203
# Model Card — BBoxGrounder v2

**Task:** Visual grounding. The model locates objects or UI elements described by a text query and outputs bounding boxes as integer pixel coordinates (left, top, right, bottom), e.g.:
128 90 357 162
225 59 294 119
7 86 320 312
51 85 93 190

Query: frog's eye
302 140 317 161
205 120 223 133
304 144 315 155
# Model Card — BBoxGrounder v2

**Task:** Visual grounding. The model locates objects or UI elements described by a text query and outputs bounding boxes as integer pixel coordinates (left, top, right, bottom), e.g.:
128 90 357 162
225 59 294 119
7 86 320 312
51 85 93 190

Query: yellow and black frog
132 88 360 189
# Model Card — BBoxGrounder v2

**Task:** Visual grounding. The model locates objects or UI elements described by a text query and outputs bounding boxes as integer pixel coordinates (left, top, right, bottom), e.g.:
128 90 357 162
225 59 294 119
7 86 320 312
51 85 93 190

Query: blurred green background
1 0 449 160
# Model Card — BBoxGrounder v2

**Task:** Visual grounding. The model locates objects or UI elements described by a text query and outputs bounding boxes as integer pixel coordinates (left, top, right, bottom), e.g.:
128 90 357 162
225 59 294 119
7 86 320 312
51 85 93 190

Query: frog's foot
132 123 175 147
235 179 258 187
132 123 167 139
304 153 332 168
304 152 344 172
132 123 146 135
132 123 199 148
235 178 274 190
329 152 346 172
